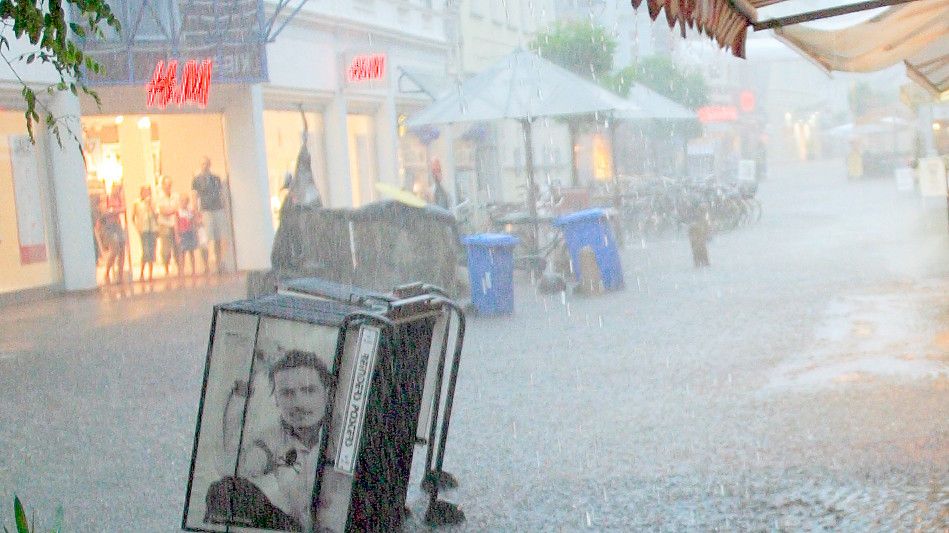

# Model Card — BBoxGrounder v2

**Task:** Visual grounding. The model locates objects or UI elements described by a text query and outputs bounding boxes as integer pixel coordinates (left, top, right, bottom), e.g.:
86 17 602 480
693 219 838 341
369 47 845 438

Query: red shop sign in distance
346 54 386 84
146 59 213 109
697 105 738 123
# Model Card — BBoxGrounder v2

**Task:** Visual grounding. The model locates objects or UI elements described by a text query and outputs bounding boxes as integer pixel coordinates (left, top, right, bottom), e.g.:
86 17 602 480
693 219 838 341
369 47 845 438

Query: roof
619 83 696 121
406 49 637 126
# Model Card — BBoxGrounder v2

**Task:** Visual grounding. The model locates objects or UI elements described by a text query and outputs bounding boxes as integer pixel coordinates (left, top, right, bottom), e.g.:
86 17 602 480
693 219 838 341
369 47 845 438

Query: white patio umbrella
407 49 638 251
616 83 696 121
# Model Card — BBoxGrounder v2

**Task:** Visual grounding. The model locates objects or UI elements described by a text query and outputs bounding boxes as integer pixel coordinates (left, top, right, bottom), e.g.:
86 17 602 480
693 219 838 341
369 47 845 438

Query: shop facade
262 14 452 214
60 1 452 289
0 36 95 299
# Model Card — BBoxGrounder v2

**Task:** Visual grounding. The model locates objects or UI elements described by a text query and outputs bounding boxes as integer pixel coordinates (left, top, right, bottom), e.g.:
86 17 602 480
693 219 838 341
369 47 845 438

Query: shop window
470 1 484 18
0 112 54 293
263 110 328 223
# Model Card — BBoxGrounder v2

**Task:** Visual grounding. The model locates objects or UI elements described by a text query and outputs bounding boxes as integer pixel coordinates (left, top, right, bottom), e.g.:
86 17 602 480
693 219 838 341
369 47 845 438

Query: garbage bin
554 208 624 291
463 234 519 315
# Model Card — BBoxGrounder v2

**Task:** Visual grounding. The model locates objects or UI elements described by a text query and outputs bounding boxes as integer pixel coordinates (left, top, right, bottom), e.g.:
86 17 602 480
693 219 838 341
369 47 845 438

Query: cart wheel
421 470 459 493
424 500 466 526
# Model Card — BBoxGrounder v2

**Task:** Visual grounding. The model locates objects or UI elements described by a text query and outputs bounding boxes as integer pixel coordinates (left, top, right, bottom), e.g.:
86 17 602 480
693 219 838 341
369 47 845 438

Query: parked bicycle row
603 174 762 238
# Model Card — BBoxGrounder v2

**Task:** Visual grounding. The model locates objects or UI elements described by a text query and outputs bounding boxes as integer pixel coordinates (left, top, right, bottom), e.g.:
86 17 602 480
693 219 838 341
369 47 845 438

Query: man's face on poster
273 367 328 429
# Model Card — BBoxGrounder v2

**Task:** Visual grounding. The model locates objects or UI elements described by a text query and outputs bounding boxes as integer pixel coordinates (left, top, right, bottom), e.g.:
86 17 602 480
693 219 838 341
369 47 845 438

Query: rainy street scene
1 0 948 532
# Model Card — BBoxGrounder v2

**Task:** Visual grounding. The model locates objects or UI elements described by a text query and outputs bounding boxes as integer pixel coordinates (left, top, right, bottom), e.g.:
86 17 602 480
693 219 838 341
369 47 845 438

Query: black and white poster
184 310 368 532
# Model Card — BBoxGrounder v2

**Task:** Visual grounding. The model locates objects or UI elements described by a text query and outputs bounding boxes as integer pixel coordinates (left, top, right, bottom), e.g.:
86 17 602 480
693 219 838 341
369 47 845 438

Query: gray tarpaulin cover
252 199 463 298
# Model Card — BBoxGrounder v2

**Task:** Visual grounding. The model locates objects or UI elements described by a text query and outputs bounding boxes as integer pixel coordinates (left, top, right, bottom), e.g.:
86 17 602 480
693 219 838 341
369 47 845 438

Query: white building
0 0 456 297
0 29 94 299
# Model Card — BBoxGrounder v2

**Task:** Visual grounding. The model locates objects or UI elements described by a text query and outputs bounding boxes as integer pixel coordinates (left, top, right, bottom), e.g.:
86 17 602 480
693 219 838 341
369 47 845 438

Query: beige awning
904 35 949 98
773 0 949 98
632 1 949 99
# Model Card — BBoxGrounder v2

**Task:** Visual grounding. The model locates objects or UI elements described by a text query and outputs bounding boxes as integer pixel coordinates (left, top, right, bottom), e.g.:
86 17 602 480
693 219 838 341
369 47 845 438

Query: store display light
138 116 151 129
100 156 123 188
114 115 124 125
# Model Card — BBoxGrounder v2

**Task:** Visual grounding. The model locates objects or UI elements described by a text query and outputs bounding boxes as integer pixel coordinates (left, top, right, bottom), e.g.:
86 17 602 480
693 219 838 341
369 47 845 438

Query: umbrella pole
522 119 539 256
609 118 625 248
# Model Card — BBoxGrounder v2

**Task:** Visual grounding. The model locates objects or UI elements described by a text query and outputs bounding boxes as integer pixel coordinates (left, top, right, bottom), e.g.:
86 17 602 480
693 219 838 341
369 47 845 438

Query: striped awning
630 0 772 58
630 1 935 60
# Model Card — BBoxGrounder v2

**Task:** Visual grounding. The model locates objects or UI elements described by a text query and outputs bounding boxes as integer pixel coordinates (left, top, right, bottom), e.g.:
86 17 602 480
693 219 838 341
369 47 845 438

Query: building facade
0 29 93 299
3 0 455 294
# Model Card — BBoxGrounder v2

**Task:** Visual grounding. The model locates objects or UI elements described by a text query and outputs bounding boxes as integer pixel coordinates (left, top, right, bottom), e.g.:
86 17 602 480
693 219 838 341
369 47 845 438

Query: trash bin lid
553 208 607 226
462 233 519 247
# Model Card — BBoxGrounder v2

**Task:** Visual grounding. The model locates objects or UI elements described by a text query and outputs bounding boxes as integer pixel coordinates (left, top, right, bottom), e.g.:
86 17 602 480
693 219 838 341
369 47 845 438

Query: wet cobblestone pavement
2 159 948 531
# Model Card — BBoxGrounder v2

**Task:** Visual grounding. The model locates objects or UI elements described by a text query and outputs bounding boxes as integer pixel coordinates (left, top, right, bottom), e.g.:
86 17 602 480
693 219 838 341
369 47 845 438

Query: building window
470 0 484 18
490 0 504 24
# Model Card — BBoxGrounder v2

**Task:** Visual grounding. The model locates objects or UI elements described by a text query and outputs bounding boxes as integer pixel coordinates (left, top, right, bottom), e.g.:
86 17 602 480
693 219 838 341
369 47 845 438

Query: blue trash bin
463 233 519 315
554 208 624 291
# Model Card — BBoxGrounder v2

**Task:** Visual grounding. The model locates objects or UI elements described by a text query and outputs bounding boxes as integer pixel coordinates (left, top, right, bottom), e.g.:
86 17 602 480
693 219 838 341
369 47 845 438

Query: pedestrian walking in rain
688 207 711 268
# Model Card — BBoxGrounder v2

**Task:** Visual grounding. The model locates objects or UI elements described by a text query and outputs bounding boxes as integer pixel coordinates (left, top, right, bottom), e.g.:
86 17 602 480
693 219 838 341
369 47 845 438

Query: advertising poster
10 135 47 264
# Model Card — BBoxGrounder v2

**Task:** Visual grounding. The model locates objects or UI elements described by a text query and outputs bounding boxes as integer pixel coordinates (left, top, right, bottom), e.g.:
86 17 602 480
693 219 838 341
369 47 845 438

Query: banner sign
10 135 47 264
335 326 381 474
346 54 387 84
146 60 213 109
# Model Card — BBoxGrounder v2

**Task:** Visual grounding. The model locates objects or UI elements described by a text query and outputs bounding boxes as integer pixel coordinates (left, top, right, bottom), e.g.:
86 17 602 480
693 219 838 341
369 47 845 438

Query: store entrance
82 113 232 285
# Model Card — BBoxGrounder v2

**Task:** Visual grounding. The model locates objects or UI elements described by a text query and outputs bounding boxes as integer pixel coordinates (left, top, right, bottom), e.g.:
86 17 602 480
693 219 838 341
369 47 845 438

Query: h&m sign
343 52 388 88
146 59 213 109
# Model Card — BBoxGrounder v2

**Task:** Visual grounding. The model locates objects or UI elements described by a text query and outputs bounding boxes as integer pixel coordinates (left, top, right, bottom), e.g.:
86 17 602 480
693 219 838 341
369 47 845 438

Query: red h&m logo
146 59 213 109
346 54 386 83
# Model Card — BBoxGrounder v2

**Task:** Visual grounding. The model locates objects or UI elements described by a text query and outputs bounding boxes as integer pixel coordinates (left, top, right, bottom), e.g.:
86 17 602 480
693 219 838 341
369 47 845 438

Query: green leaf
52 505 64 533
13 496 28 533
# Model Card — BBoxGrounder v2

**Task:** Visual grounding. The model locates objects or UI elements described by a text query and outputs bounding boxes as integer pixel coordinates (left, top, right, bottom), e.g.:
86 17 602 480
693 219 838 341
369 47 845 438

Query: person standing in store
176 195 199 276
156 176 182 277
192 157 229 274
131 186 158 282
430 158 451 210
100 183 127 284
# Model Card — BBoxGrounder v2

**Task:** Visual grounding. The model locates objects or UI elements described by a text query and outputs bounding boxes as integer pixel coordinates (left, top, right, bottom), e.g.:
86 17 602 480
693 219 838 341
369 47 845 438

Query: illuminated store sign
697 105 738 123
739 90 756 113
146 59 213 109
346 54 386 84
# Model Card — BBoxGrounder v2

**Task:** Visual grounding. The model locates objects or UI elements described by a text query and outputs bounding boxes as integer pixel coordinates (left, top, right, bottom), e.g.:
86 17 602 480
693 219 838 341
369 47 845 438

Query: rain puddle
764 282 949 393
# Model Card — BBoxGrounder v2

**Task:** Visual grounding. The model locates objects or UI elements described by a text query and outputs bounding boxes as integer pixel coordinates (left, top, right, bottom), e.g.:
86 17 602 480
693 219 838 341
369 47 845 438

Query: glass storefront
262 110 327 228
397 111 430 193
346 114 378 207
81 114 232 284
